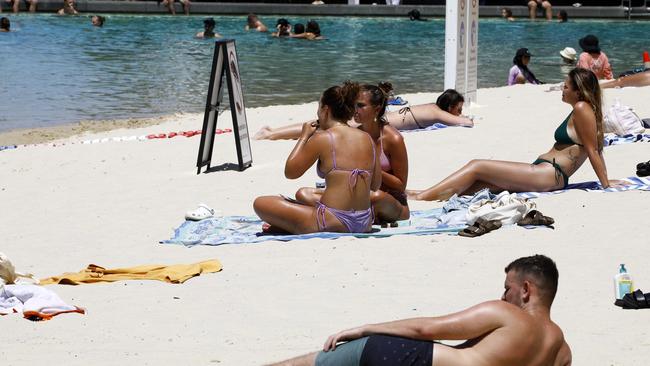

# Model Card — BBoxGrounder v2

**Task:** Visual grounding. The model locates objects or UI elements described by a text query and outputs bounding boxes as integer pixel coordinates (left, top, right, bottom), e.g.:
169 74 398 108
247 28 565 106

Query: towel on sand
161 209 464 246
40 259 222 285
0 284 84 321
517 176 650 199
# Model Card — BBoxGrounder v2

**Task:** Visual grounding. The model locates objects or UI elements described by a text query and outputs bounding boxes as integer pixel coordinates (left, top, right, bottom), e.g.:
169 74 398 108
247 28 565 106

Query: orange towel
40 259 222 285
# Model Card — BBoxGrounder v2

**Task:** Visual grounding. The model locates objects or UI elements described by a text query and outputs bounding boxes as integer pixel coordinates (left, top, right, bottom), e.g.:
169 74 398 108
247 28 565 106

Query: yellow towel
40 259 222 285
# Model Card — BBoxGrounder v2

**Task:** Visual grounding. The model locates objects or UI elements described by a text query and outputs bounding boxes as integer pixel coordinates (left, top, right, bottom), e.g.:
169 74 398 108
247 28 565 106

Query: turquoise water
1 14 649 132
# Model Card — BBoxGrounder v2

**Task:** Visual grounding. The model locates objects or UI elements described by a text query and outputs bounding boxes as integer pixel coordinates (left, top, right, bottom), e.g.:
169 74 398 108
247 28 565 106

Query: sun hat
559 47 577 61
579 34 601 53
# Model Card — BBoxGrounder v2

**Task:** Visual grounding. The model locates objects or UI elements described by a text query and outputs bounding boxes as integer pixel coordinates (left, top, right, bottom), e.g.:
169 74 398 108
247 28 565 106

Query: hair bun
377 81 393 96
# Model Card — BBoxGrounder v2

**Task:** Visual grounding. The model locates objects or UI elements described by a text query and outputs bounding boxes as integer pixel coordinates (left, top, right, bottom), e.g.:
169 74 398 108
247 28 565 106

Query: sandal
517 210 555 227
459 218 502 237
614 289 650 309
185 204 215 221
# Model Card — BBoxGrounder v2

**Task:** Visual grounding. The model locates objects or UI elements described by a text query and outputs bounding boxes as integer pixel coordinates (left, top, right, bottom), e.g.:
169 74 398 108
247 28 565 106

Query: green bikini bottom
532 158 569 188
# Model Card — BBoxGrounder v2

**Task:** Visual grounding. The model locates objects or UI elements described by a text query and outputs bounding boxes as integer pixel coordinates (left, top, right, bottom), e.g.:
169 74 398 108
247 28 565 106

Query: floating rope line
0 128 233 151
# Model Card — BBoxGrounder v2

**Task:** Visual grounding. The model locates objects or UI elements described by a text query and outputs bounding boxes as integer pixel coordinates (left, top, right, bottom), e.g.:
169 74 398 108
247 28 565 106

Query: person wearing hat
577 34 613 80
508 48 542 85
559 47 576 65
195 18 221 39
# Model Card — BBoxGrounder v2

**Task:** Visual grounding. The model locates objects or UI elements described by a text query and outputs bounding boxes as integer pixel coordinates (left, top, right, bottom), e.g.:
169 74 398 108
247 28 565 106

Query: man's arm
324 300 513 351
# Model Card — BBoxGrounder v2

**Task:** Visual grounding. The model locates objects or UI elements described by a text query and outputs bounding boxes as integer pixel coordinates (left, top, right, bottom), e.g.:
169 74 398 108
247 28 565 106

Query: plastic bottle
643 51 650 69
613 264 634 300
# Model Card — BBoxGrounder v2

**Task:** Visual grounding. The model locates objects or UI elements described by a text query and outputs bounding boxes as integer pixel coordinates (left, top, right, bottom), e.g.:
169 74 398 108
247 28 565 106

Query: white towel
0 284 84 320
466 191 536 225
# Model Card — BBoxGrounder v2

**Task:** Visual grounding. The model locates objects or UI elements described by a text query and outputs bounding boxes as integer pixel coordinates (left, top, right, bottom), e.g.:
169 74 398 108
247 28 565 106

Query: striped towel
604 134 650 146
517 176 650 199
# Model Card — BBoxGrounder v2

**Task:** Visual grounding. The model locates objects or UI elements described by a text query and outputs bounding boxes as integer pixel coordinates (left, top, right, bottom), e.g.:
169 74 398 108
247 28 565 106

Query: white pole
444 0 478 103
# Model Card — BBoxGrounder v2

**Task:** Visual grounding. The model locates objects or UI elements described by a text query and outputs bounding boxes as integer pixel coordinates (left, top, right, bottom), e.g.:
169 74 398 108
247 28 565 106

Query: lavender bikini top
316 129 376 188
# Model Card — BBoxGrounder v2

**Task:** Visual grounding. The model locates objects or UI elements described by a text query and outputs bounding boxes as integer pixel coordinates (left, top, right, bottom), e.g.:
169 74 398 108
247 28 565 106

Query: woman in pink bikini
253 82 381 234
294 83 410 224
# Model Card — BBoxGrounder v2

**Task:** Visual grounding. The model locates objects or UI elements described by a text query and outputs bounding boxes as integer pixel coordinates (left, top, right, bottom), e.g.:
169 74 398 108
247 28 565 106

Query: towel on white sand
467 191 536 225
0 284 84 320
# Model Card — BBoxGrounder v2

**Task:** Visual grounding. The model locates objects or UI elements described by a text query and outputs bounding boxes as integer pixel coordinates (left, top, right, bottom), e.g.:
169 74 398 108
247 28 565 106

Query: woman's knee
295 187 314 201
253 195 275 216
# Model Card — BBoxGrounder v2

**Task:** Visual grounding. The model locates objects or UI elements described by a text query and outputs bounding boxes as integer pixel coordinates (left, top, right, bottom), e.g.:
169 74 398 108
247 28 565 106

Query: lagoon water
1 14 649 132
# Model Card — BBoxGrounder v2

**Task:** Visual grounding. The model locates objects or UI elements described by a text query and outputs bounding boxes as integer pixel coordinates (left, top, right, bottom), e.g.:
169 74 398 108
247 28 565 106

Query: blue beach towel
517 176 650 199
401 123 450 133
161 208 464 246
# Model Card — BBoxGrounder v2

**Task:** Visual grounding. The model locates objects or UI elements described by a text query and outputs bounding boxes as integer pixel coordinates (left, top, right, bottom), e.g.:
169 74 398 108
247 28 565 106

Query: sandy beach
1 84 650 365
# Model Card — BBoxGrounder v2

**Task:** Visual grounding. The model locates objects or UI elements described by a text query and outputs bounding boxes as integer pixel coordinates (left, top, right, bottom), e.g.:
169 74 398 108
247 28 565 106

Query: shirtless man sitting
268 254 571 366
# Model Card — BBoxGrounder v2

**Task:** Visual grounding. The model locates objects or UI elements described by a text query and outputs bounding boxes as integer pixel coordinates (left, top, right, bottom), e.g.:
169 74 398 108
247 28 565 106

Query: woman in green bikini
407 68 626 201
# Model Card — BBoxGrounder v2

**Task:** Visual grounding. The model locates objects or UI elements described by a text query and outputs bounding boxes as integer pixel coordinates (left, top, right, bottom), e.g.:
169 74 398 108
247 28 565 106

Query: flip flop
185 204 215 221
517 210 555 227
459 218 501 237
636 160 650 170
615 289 650 309
387 96 408 106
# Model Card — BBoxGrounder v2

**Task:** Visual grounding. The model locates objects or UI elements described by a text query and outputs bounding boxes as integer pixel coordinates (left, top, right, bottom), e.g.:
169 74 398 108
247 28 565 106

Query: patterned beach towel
604 133 650 146
161 208 464 246
517 176 650 199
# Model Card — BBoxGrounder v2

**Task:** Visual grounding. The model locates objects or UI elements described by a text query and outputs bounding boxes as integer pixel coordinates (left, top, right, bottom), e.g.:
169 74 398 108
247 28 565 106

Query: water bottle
613 264 634 300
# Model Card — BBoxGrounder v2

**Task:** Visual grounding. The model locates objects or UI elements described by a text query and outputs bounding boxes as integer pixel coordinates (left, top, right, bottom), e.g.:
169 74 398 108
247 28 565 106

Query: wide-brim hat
559 47 577 61
579 34 600 53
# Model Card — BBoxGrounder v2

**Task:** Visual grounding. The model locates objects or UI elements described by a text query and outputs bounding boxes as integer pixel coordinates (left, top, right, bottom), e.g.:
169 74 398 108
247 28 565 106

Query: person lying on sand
295 82 410 224
253 89 473 140
253 81 381 234
268 254 572 366
407 68 626 201
601 70 650 89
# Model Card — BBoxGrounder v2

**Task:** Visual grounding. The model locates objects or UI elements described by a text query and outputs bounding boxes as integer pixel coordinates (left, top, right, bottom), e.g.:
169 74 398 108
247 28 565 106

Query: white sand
1 85 649 365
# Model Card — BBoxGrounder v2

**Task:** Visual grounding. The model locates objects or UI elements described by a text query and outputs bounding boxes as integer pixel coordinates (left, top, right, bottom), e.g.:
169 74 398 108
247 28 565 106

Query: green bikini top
554 113 582 146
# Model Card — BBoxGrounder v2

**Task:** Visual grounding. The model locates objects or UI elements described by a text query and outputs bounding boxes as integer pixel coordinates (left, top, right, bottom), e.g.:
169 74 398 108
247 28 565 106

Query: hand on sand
323 326 365 351
606 180 629 189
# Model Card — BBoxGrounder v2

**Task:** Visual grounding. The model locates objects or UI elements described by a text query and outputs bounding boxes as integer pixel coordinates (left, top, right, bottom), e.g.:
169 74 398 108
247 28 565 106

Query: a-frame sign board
196 39 253 174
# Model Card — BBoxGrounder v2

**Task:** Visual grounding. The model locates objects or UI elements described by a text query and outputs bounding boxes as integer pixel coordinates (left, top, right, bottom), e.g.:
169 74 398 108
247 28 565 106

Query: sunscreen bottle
613 264 633 300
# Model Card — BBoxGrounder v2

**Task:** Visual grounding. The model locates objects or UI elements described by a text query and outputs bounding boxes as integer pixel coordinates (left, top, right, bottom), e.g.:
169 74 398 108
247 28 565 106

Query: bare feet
261 222 289 234
405 189 423 200
253 126 272 140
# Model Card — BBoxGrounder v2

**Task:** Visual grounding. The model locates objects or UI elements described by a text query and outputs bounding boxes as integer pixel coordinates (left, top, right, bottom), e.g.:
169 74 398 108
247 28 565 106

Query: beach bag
0 253 38 285
604 99 645 136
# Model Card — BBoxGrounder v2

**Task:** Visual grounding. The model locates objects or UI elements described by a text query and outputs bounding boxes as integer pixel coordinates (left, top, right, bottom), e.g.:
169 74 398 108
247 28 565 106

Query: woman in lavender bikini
253 82 381 234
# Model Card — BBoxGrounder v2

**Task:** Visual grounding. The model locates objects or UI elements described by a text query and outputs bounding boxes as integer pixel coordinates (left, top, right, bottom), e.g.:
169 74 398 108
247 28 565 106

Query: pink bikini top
316 130 376 188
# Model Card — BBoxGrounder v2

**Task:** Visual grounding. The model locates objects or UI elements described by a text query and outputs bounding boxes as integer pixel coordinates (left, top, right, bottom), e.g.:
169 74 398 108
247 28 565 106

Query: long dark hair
435 89 464 113
513 49 542 85
360 82 393 126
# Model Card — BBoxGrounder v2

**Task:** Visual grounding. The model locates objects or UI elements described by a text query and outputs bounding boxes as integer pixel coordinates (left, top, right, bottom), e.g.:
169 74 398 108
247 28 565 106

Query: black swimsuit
360 335 434 366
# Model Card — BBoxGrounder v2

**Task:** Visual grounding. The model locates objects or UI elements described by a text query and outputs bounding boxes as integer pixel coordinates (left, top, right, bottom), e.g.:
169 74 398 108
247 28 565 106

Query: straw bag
604 99 645 136
0 252 38 285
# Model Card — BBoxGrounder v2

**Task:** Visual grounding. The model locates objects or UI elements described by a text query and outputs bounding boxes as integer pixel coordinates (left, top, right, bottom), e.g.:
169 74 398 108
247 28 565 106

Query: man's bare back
268 255 571 366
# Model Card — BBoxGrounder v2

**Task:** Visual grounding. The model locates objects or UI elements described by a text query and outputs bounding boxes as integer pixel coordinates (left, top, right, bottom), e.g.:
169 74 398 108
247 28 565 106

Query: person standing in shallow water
0 17 10 32
195 18 221 39
508 48 542 85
